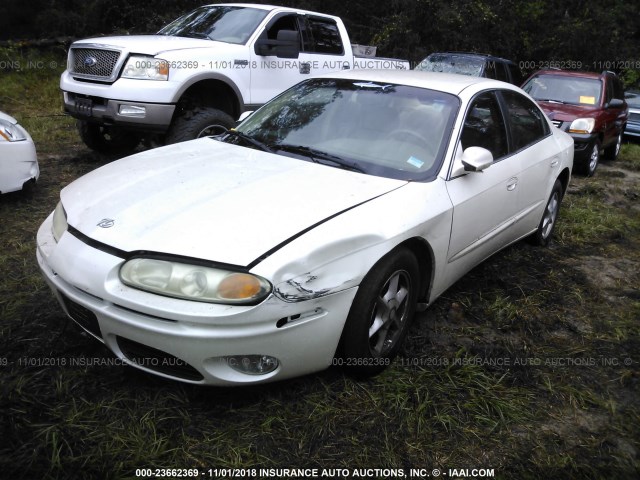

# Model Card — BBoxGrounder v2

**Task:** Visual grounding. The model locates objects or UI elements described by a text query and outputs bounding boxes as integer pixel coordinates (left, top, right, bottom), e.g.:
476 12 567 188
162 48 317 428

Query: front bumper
36 213 357 385
0 137 39 194
63 91 175 133
568 132 598 163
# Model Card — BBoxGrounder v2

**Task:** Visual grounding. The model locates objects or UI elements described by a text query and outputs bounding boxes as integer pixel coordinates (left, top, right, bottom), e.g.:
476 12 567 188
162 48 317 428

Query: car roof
318 70 521 96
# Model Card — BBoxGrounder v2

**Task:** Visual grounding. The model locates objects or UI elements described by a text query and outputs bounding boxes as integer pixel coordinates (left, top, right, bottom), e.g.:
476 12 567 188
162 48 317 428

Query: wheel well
557 167 571 195
397 237 434 304
175 80 240 120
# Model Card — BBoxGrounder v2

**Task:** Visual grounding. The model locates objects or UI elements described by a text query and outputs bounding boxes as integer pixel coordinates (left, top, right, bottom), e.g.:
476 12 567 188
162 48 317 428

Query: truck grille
70 48 121 80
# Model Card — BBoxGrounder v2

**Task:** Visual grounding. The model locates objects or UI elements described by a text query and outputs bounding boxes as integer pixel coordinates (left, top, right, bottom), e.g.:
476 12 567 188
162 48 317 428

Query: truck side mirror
255 30 300 59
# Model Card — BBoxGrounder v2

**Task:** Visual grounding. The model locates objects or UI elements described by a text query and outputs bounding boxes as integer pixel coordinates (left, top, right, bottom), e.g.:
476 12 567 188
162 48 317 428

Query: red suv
522 70 628 176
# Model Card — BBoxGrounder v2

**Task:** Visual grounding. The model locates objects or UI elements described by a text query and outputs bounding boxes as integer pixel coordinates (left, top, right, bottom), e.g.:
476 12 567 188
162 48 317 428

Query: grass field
1 48 639 480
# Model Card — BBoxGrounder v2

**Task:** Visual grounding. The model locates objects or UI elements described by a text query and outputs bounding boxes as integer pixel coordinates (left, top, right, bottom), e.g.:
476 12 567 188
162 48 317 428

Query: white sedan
36 71 573 385
0 111 39 194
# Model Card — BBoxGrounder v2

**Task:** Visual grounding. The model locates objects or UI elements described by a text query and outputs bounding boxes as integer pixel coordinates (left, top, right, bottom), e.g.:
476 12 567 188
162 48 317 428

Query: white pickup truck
61 3 409 152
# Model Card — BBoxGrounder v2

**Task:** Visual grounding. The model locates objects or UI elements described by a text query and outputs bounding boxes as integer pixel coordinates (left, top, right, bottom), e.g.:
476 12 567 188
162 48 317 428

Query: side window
264 14 301 43
604 76 614 104
484 61 497 79
460 91 508 160
612 77 624 100
501 90 549 151
305 17 344 55
494 62 509 82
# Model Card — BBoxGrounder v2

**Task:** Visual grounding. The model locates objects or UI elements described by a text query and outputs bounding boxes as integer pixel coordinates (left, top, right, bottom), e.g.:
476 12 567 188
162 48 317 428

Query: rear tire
165 107 234 144
529 179 563 246
76 120 140 154
338 248 419 377
603 131 622 160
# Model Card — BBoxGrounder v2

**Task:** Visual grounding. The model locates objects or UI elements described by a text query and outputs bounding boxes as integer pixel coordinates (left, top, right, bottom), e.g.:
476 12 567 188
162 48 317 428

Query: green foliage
2 0 639 71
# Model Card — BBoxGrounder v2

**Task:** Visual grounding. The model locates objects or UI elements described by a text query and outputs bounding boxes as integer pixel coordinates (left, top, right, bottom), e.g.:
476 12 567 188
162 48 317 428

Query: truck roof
208 3 340 17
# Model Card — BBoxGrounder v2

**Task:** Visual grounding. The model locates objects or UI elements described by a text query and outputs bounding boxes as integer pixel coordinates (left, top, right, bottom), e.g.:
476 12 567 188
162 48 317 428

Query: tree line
2 0 639 85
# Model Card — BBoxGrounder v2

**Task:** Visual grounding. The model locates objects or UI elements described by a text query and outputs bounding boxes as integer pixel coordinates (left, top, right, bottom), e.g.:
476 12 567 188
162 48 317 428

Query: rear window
416 54 485 77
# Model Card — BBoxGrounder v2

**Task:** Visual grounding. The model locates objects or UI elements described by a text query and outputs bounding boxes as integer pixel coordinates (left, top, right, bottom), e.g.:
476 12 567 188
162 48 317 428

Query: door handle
299 62 311 74
506 177 518 191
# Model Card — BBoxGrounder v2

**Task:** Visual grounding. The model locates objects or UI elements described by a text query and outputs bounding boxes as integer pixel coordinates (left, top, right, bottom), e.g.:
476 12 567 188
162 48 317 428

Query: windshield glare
158 6 268 44
415 54 485 76
237 79 460 181
523 74 603 106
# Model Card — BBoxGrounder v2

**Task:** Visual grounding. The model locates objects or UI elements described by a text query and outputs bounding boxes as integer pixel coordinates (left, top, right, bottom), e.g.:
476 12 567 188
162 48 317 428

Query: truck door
250 14 350 105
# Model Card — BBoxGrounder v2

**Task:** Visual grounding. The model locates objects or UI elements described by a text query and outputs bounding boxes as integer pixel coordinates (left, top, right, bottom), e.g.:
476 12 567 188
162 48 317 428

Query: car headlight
568 118 596 134
119 258 272 305
121 55 169 81
0 118 27 142
52 201 68 242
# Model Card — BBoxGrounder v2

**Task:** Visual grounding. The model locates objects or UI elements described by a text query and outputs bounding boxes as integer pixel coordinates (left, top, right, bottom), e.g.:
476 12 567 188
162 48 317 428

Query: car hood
61 139 407 267
72 35 218 56
537 101 601 121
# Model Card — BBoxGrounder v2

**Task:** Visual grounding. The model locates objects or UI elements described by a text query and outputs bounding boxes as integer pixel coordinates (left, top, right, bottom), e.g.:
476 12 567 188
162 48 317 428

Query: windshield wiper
223 130 274 153
273 144 364 173
536 98 568 104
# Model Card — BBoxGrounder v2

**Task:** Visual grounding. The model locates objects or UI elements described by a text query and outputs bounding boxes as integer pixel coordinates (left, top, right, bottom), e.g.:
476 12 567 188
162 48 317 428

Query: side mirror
607 98 625 109
461 146 493 172
255 30 300 59
237 111 253 124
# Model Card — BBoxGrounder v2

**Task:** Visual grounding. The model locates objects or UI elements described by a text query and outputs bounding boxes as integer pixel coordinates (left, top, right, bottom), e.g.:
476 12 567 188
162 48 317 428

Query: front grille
61 294 102 338
551 120 562 128
70 48 121 79
117 336 204 381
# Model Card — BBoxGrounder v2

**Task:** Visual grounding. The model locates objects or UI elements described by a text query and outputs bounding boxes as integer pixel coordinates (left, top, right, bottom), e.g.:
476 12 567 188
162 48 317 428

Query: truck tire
77 120 140 154
165 107 235 144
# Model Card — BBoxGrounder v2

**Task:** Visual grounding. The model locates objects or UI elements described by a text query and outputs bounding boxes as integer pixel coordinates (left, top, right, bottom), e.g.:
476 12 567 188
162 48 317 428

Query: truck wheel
76 120 140 154
165 107 235 144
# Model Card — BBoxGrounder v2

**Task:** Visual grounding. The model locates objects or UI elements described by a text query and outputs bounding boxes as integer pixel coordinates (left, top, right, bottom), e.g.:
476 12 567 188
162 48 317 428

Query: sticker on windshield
407 156 425 168
579 96 596 105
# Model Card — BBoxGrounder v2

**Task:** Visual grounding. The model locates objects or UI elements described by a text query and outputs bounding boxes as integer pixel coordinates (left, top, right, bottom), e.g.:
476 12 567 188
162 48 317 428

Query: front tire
338 248 419 377
76 120 140 154
578 140 600 177
530 179 563 246
165 107 234 144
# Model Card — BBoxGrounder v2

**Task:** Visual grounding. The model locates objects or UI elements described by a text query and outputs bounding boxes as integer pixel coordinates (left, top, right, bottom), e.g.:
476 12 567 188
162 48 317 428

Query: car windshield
415 54 485 77
523 74 603 106
158 6 268 44
234 78 460 181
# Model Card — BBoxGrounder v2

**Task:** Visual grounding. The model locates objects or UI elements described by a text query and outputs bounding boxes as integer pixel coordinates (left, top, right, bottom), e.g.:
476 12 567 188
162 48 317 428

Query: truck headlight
120 258 272 305
121 55 169 81
0 119 26 142
568 118 595 134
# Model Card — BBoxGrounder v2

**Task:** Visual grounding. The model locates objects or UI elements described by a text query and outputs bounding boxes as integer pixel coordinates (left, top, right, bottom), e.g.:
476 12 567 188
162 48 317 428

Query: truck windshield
235 78 460 181
523 74 602 106
415 54 485 77
158 6 268 44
